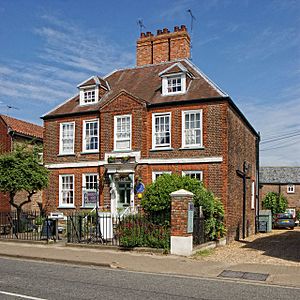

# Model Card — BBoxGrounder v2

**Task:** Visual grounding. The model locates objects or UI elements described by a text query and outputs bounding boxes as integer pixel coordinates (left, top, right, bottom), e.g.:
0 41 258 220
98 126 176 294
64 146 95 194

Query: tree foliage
262 192 288 215
141 174 226 240
0 145 49 211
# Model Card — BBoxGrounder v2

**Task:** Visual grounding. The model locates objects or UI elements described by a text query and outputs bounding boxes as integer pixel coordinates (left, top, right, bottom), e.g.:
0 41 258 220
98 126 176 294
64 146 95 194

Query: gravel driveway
194 227 300 266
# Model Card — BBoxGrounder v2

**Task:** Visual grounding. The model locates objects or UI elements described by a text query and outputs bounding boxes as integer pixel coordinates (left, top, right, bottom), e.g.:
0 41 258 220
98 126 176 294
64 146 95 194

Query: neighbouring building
42 25 259 241
0 114 44 212
260 167 300 210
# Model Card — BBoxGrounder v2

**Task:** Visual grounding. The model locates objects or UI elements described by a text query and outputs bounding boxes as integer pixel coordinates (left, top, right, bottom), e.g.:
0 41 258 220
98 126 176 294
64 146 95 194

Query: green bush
116 214 170 249
141 174 226 241
262 192 288 215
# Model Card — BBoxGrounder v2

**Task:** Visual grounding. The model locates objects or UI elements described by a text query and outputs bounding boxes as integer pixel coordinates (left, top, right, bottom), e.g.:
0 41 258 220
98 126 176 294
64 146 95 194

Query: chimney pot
163 28 169 34
140 32 146 38
157 29 162 35
174 26 179 32
146 31 153 37
180 25 187 31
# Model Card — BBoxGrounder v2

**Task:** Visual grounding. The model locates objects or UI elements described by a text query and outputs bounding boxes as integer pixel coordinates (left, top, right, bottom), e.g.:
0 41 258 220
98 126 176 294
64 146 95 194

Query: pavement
0 239 299 288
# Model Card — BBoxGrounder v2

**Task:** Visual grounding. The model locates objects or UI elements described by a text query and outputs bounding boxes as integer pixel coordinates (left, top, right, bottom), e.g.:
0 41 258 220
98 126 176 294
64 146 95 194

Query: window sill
80 206 97 209
80 151 99 155
179 146 204 150
79 101 99 106
58 206 75 209
112 149 132 153
162 91 186 96
150 147 174 152
57 153 75 157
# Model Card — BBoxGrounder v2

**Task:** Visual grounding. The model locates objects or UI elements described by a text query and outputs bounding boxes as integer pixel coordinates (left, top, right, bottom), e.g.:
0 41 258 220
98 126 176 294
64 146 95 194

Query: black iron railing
67 212 170 249
0 210 55 241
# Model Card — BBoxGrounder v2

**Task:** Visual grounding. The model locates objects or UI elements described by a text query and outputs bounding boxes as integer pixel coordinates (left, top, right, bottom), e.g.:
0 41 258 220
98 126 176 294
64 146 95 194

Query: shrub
141 174 226 241
262 192 288 215
116 214 170 249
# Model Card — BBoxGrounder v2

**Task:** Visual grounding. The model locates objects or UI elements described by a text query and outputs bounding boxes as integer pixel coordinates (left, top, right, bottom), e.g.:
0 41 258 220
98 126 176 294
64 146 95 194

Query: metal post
95 183 99 239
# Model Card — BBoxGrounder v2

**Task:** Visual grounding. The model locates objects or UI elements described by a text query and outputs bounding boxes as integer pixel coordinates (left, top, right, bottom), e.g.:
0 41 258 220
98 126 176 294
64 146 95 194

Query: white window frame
82 119 99 153
182 110 203 148
162 73 186 96
82 173 99 208
79 86 99 106
152 112 171 150
59 174 75 208
287 184 295 194
251 181 255 210
59 122 75 155
152 171 172 182
114 115 132 151
182 171 203 181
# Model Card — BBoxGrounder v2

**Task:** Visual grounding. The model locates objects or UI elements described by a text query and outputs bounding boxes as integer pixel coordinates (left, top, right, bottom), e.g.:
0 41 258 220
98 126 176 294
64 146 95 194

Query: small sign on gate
187 202 194 233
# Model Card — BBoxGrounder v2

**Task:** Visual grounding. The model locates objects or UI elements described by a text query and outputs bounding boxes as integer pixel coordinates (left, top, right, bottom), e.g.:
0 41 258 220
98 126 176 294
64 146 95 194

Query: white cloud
225 26 300 62
238 87 300 166
0 14 135 115
35 15 134 74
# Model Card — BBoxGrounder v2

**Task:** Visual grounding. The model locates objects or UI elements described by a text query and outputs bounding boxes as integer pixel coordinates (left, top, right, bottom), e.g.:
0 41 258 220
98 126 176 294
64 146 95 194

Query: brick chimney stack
136 25 191 66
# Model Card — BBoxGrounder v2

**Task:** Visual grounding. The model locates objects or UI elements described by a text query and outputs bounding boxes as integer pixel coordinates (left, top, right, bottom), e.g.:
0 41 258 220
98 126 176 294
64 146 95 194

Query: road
0 257 299 300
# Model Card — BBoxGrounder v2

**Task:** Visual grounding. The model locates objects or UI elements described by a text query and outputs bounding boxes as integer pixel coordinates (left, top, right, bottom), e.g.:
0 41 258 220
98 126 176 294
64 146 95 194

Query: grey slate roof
260 167 300 184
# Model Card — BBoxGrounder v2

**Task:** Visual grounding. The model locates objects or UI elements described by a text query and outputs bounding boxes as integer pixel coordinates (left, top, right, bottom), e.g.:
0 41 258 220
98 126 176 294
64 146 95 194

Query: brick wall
227 105 257 241
44 166 100 214
260 184 300 210
44 113 100 164
0 118 11 211
0 117 11 154
12 190 42 212
43 94 258 243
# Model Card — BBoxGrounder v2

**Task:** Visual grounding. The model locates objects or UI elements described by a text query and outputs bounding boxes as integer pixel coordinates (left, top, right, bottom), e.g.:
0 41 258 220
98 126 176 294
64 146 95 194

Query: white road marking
0 290 47 300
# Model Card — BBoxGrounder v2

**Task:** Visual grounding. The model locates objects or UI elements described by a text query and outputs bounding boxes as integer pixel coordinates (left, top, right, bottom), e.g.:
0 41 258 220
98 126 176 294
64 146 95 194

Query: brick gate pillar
170 189 194 256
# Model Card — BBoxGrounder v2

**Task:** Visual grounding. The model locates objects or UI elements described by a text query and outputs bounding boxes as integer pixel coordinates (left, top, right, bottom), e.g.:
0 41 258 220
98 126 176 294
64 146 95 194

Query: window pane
184 112 202 146
84 120 98 151
154 114 170 147
61 175 74 205
61 123 74 153
115 116 131 150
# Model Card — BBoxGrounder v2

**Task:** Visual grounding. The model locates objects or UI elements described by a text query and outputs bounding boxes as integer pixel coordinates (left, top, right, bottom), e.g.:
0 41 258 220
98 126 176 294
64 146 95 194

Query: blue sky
0 0 299 166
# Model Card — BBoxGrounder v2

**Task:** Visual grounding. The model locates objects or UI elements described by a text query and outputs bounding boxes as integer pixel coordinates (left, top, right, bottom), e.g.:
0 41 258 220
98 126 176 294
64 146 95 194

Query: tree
141 174 226 240
262 192 288 215
0 145 49 220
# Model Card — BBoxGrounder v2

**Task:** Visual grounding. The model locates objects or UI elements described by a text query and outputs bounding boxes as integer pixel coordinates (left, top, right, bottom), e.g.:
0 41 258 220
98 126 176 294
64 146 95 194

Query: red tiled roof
43 59 226 118
0 115 43 140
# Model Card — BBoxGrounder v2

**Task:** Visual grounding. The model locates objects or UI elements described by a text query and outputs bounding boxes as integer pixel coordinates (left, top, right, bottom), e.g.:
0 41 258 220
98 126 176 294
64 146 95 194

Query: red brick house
42 25 259 241
0 114 43 212
260 167 300 212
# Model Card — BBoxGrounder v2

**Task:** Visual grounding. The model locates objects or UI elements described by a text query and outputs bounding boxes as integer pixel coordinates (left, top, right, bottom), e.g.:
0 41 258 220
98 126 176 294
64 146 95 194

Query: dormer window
159 63 188 96
162 74 186 96
83 89 95 103
79 86 99 106
167 76 182 93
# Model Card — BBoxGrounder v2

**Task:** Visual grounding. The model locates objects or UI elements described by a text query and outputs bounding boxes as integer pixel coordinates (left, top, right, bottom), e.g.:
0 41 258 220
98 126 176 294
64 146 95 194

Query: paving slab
0 240 299 288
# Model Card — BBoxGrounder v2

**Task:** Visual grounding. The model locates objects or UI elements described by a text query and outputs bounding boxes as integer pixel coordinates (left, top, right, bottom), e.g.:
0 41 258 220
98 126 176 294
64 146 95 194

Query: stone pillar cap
170 189 194 197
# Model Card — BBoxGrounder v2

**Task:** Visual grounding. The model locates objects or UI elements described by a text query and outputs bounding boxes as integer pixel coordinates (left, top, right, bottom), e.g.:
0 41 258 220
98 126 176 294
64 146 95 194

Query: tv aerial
187 9 196 33
137 19 146 34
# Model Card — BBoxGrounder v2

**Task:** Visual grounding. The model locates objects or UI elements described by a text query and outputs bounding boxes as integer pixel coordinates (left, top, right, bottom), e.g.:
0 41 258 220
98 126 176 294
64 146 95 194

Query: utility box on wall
259 210 272 232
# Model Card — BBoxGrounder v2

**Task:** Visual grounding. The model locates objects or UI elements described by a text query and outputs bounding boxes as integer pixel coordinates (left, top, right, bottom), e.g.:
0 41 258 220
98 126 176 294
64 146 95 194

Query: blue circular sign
135 182 145 193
